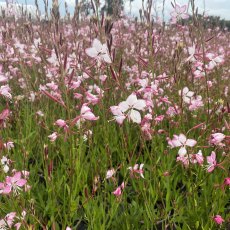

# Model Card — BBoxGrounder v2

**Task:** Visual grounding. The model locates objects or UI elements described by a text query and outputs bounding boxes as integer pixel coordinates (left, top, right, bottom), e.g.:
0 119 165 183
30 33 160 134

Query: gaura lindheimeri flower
0 212 16 229
106 168 116 179
3 172 27 195
213 215 224 225
48 132 58 142
110 106 126 125
185 44 196 63
112 182 125 197
170 3 189 24
55 119 68 128
71 104 99 127
206 151 217 173
209 133 225 145
189 150 204 165
168 133 197 156
1 156 10 173
128 164 144 178
85 38 112 64
4 141 14 150
206 53 224 70
224 177 230 186
0 85 12 100
118 94 146 124
80 104 99 121
178 87 194 104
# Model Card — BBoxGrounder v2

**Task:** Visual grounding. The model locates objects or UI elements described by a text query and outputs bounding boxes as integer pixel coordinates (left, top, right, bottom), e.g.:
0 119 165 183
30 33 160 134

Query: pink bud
213 215 224 225
112 186 122 196
224 177 230 186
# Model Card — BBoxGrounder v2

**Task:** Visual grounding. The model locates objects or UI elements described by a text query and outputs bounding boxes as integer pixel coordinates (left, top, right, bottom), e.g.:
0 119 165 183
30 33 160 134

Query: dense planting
0 2 229 229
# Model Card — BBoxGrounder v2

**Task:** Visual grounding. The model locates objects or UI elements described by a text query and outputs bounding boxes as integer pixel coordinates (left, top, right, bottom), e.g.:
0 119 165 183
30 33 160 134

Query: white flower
85 38 112 64
171 134 197 156
128 164 144 178
1 156 10 173
178 87 194 104
0 85 12 99
118 94 146 124
106 168 115 179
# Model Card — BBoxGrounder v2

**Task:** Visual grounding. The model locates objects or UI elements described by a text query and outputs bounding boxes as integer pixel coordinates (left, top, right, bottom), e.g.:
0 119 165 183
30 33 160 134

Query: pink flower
189 96 204 111
154 115 164 122
4 141 14 150
5 212 16 227
209 133 225 145
128 164 144 178
85 38 112 64
112 186 122 196
185 44 196 62
224 177 230 186
168 134 197 156
110 106 126 125
48 132 58 142
4 172 27 194
85 92 99 105
170 3 189 24
176 155 189 166
206 151 217 173
178 87 194 104
66 227 72 230
112 182 125 196
106 168 115 179
189 150 204 165
213 215 224 225
55 119 69 132
0 85 12 100
80 104 99 121
55 119 67 128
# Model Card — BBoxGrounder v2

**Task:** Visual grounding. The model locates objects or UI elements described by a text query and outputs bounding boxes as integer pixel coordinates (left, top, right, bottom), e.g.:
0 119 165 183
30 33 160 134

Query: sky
0 0 229 20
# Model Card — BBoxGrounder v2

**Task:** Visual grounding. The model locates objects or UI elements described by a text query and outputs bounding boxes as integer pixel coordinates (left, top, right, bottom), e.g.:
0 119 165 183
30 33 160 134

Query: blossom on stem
213 215 224 225
106 168 115 179
85 38 112 64
170 3 189 24
112 182 125 197
168 133 197 156
112 94 146 124
127 164 144 178
178 87 194 104
206 151 217 173
3 172 27 194
209 133 225 145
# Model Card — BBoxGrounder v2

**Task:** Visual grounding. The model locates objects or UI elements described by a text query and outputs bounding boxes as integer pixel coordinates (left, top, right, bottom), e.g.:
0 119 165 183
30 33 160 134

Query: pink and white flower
168 133 197 156
3 172 27 194
170 3 189 24
117 94 146 124
48 132 58 142
209 133 225 145
128 164 144 178
106 168 116 179
112 182 125 197
206 151 217 173
179 87 194 104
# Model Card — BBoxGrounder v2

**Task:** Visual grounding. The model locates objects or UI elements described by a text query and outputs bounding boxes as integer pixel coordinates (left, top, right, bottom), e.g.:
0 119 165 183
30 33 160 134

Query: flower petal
178 147 187 156
178 134 187 144
85 47 98 58
133 99 146 111
129 109 141 124
186 139 197 147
